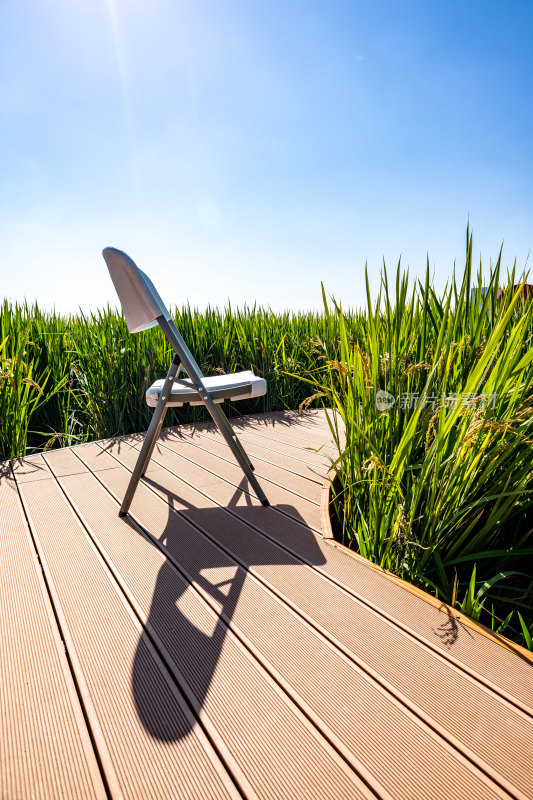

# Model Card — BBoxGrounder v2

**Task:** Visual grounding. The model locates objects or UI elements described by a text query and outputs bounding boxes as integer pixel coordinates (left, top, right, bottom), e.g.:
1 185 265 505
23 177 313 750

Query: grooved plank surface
0 465 106 800
90 436 533 800
12 459 241 800
63 445 522 800
5 410 533 800
41 447 372 800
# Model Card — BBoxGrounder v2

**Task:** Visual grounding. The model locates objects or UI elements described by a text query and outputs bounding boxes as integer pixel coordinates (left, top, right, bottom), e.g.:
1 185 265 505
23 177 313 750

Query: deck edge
320 469 533 664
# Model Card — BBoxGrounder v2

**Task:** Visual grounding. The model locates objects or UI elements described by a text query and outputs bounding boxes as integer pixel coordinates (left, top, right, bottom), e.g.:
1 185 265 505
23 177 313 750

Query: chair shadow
132 473 326 741
167 409 326 438
225 408 326 431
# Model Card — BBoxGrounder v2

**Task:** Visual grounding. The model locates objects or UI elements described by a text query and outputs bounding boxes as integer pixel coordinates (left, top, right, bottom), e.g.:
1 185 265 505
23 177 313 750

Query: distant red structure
513 284 533 299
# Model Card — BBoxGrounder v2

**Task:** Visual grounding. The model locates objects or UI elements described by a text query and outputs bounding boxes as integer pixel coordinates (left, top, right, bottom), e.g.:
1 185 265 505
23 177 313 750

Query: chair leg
119 356 179 517
141 406 167 476
155 317 269 506
201 395 270 506
211 405 254 469
233 433 255 471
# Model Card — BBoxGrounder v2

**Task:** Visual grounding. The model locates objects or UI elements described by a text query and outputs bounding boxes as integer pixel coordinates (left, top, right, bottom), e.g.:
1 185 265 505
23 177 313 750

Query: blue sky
1 0 532 313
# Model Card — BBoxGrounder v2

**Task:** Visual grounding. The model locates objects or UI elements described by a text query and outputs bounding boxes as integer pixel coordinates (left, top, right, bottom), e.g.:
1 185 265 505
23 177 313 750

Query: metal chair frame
102 247 269 516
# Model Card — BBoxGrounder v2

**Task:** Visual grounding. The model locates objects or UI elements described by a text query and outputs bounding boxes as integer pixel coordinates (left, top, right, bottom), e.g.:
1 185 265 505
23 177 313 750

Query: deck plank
171 427 329 489
194 428 330 484
84 436 533 800
0 463 106 800
13 456 242 800
66 444 520 800
228 409 341 450
139 431 324 530
43 445 375 800
6 410 533 800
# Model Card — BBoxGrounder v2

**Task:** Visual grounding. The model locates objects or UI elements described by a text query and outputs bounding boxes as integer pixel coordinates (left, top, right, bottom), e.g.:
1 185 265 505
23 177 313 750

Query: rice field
0 300 342 459
2 228 532 648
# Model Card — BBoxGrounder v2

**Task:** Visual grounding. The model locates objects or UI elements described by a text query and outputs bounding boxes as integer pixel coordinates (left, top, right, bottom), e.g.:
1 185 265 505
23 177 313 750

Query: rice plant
310 229 533 649
0 300 343 458
0 302 68 459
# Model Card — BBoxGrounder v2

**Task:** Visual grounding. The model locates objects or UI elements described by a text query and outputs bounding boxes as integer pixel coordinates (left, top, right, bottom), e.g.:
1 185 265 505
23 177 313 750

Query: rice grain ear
451 570 459 609
43 435 59 452
298 392 327 414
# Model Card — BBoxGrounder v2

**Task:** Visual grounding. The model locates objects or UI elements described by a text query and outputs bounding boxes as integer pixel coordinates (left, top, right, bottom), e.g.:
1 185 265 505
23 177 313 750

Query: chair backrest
102 247 172 333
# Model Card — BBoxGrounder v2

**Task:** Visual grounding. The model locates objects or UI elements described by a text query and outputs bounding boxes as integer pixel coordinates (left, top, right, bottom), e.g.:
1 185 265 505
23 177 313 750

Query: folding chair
102 247 270 516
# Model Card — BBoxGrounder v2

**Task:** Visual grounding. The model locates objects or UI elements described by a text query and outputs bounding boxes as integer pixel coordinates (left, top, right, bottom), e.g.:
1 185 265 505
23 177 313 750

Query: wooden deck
2 409 533 800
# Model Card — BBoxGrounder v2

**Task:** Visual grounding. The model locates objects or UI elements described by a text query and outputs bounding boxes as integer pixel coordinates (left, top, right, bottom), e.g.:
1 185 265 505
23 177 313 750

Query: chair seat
146 370 267 408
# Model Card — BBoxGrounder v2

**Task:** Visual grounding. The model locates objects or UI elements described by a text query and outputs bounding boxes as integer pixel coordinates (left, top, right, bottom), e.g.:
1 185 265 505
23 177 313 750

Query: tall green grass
0 300 342 458
308 229 533 650
0 303 68 459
